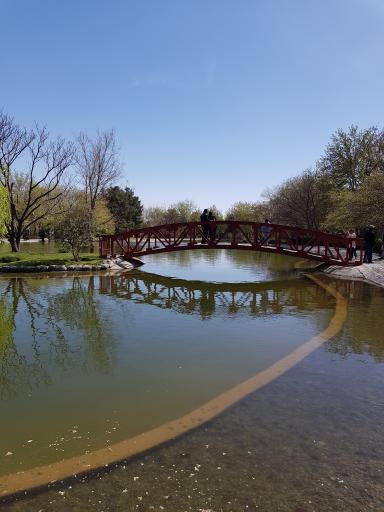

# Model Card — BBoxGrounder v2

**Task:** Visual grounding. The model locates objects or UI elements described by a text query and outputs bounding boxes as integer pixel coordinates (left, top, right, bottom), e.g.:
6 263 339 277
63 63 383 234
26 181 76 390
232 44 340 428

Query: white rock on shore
323 257 384 288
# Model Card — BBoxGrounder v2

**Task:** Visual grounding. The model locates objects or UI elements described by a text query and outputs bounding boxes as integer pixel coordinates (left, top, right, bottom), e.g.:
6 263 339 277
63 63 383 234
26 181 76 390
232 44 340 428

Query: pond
1 250 384 511
0 241 69 256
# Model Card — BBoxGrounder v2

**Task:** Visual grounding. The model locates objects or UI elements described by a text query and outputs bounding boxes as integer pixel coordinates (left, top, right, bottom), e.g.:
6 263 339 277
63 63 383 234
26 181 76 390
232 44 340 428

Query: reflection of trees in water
325 279 384 361
0 277 115 399
46 276 113 374
0 279 52 399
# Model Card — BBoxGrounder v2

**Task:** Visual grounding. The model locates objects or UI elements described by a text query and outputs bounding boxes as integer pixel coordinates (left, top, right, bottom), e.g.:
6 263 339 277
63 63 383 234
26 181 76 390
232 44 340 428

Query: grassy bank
0 250 103 267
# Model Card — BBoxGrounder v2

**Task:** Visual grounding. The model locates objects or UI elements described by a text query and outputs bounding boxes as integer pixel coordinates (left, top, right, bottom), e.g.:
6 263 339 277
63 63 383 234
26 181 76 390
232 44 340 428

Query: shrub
0 255 21 263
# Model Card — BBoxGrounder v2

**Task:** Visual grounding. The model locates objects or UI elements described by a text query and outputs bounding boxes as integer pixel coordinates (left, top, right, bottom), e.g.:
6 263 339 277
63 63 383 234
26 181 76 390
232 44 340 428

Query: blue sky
2 0 384 212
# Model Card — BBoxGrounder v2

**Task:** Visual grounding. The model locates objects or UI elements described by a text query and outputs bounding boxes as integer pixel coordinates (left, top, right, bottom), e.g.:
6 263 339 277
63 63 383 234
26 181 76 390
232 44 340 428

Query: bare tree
0 112 74 252
76 130 121 211
267 169 332 230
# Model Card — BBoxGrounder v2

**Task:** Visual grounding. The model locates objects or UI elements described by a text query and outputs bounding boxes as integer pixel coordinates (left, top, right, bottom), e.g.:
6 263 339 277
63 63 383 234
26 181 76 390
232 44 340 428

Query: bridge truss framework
99 221 364 266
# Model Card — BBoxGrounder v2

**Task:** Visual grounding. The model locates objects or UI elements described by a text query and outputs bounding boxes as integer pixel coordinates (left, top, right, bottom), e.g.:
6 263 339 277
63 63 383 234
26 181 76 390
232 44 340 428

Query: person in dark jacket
363 225 375 263
208 210 217 241
200 209 209 244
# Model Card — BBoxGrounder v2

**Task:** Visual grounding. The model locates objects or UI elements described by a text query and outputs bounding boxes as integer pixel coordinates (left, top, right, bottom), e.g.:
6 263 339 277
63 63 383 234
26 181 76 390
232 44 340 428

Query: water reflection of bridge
1 274 384 402
99 272 332 317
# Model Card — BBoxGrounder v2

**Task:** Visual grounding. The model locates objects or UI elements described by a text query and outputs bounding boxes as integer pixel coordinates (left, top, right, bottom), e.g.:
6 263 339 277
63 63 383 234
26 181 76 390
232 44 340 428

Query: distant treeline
1 111 383 256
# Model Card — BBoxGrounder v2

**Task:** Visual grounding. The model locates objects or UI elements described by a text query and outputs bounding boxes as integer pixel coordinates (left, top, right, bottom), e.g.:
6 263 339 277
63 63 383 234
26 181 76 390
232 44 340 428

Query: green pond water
1 249 384 511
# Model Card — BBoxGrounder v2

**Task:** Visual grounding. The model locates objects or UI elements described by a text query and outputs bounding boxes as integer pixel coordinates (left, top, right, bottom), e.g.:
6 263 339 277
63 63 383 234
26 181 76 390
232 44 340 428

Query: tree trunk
72 247 80 261
8 230 20 252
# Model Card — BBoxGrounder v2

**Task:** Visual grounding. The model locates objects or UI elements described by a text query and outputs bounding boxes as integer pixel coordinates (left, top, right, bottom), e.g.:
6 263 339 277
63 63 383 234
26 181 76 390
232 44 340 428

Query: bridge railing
99 221 364 266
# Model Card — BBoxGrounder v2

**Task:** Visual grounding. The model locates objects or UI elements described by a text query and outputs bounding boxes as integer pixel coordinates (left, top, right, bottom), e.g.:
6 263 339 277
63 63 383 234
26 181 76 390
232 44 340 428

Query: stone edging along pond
0 256 141 273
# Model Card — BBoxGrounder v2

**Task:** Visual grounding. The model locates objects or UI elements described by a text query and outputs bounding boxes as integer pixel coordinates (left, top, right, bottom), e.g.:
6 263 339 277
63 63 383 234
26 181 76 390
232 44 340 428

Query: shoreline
322 257 384 288
2 245 383 289
0 257 143 274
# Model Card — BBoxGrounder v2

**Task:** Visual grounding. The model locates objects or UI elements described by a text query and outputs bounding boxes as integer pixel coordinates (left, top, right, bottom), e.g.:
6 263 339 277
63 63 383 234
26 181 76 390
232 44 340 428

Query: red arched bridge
99 221 364 266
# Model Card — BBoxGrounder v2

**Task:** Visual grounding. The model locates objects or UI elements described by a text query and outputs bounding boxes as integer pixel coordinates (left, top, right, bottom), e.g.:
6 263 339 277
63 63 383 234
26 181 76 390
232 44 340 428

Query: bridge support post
231 225 237 246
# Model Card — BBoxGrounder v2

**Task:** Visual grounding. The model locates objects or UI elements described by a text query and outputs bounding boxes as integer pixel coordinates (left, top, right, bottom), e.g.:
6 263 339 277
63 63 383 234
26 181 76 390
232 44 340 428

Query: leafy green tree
143 201 222 226
104 186 143 232
93 198 115 234
143 206 166 226
143 200 199 226
0 185 10 237
162 200 199 224
55 200 94 261
353 173 384 235
318 125 384 191
225 201 269 222
203 205 223 221
324 173 384 236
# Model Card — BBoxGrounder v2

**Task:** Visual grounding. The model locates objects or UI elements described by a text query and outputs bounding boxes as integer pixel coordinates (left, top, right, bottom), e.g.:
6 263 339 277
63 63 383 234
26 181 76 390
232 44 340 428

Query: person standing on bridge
261 219 272 246
363 225 375 263
208 210 217 241
200 209 209 244
346 228 357 260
